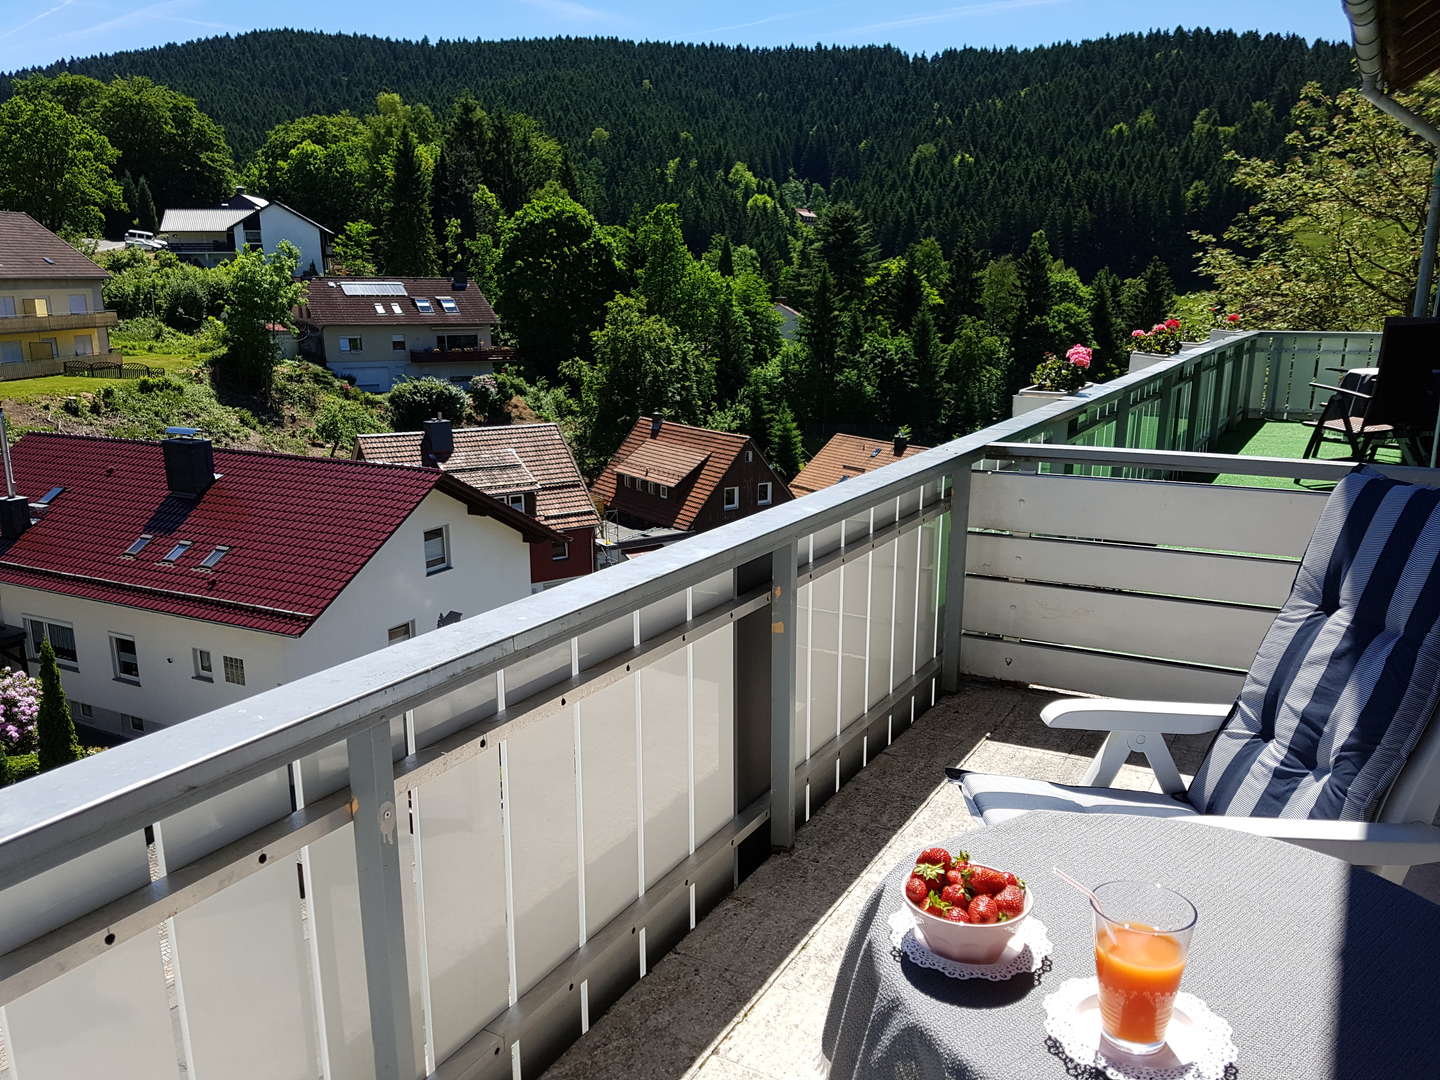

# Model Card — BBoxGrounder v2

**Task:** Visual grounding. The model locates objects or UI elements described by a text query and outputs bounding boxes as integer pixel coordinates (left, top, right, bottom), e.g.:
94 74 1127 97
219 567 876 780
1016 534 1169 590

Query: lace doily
886 907 1054 981
1042 977 1238 1080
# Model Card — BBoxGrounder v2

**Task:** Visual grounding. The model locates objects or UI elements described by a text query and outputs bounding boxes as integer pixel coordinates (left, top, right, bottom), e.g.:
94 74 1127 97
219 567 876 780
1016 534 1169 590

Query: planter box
1208 329 1246 340
1012 384 1086 416
1127 350 1175 373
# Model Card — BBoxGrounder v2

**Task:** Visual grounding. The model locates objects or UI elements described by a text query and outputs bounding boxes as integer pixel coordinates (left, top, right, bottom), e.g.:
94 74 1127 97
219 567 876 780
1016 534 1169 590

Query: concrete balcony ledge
0 310 119 334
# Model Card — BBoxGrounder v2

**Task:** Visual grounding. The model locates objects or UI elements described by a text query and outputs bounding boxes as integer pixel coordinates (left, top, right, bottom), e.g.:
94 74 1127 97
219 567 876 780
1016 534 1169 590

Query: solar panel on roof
339 281 407 297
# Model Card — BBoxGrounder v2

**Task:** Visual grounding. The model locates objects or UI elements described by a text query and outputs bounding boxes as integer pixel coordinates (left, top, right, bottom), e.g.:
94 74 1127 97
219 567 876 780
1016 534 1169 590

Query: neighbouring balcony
0 310 118 335
0 330 1432 1080
409 345 519 365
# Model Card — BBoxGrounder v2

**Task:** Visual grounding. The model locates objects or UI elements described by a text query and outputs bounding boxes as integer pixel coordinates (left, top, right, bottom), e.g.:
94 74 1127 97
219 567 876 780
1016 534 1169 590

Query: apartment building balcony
0 331 1434 1080
0 309 119 335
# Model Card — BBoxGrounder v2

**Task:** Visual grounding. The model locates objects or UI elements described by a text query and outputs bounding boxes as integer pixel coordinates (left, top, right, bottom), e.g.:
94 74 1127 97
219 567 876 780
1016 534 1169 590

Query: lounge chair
951 465 1440 882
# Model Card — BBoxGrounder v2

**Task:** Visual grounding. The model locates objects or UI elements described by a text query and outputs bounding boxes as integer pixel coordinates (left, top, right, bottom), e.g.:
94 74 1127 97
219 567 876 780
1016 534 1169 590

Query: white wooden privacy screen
0 330 1419 1080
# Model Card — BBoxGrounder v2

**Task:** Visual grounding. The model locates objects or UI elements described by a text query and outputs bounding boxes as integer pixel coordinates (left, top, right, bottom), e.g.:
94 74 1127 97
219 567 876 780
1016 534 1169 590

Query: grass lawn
1208 418 1403 490
0 355 202 402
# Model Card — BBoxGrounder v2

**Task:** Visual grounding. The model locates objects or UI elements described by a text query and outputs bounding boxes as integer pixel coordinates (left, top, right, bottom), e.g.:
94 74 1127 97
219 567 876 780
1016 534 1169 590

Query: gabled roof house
0 212 117 372
356 420 599 590
789 433 930 496
0 432 560 737
160 187 331 275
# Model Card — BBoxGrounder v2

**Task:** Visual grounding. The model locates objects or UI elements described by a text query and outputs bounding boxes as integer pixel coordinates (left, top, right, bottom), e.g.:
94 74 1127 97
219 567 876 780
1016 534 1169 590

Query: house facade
0 213 116 372
356 420 600 591
789 433 930 496
0 432 560 738
159 187 331 274
296 277 512 391
591 418 793 555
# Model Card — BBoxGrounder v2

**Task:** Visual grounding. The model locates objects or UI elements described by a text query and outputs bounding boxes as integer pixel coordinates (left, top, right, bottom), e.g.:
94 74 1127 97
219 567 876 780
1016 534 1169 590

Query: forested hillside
7 28 1351 280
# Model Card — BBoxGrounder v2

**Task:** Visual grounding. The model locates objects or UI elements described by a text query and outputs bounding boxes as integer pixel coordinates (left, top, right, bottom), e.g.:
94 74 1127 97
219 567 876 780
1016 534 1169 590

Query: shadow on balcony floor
539 679 1221 1080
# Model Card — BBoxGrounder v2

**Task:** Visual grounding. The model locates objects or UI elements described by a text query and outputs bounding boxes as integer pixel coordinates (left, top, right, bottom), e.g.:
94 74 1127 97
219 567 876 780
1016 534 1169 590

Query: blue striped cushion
1188 468 1440 820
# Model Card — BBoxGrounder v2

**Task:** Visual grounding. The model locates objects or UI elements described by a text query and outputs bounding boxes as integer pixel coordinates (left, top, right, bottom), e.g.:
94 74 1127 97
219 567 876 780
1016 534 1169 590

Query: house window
124 534 152 556
78 702 93 718
193 648 213 681
414 298 434 314
623 475 633 488
162 540 192 563
436 333 479 351
723 486 740 511
506 493 526 510
68 294 88 314
111 635 140 683
198 545 230 569
757 482 773 506
423 526 450 573
339 337 363 352
21 298 48 317
26 617 77 667
437 297 460 314
74 335 92 356
658 485 669 499
0 297 14 317
223 656 246 685
387 622 414 644
551 541 569 561
123 714 145 733
745 450 753 462
391 335 406 351
0 342 21 364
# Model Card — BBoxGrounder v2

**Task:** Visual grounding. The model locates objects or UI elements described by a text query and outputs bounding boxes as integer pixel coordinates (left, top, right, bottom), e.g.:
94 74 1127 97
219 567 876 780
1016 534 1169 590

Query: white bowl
904 876 1032 965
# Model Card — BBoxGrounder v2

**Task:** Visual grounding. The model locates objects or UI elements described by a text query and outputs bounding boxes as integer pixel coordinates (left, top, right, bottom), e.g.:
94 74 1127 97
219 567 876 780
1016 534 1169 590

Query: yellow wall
0 279 110 367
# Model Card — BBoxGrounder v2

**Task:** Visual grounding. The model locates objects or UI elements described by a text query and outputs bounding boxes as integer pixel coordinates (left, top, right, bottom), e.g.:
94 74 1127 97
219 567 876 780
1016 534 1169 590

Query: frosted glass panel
304 825 374 1080
867 536 897 709
794 580 810 768
505 710 580 993
4 933 176 1080
578 614 632 670
640 591 688 639
412 671 498 749
505 642 572 705
0 833 146 952
840 552 869 728
172 859 320 1080
415 749 508 1059
809 522 843 561
691 628 735 841
641 651 690 884
893 525 920 683
158 767 290 869
579 679 639 935
917 517 940 664
807 568 841 758
691 570 734 617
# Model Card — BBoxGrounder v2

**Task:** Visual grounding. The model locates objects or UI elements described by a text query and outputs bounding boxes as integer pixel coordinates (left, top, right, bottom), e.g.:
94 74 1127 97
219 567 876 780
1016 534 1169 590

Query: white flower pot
1127 350 1173 372
1013 384 1090 416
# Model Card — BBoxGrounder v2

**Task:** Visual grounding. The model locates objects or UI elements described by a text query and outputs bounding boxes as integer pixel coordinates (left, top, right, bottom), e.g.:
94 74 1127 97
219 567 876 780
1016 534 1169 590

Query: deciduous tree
0 97 120 236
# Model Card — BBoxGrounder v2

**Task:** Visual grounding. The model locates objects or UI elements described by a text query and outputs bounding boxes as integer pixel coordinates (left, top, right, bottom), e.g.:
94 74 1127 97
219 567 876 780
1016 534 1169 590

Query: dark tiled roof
296 277 498 327
0 434 554 635
0 212 107 280
355 423 601 532
789 434 930 496
592 419 751 531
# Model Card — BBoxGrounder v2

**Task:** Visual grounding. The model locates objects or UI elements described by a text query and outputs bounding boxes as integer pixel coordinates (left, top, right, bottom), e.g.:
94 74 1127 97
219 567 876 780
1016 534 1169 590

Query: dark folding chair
1303 316 1440 463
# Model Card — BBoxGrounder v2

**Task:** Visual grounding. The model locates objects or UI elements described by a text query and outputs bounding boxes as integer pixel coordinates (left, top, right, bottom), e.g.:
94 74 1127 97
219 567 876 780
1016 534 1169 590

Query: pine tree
36 642 79 772
765 401 806 479
717 235 735 277
1089 268 1127 379
909 307 943 440
118 170 138 231
384 125 438 276
135 176 159 233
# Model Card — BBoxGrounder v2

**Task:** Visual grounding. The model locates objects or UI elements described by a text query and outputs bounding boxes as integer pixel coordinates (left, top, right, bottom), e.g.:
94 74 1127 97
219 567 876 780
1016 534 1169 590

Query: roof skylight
162 540 192 563
374 303 386 314
199 545 230 569
124 535 153 556
437 297 459 314
390 302 403 314
414 298 434 314
34 486 64 505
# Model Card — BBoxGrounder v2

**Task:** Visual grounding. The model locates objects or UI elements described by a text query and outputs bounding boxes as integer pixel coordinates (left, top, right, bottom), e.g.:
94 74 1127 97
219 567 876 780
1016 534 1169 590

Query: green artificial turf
1207 418 1403 490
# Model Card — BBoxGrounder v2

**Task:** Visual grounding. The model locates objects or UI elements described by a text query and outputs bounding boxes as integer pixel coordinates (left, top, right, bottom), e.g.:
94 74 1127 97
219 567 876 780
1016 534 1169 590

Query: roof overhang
1344 0 1440 91
435 472 566 544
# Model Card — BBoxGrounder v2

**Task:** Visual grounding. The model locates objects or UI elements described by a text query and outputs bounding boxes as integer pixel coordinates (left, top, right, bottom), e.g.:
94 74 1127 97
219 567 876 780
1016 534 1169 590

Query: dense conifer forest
7 28 1351 281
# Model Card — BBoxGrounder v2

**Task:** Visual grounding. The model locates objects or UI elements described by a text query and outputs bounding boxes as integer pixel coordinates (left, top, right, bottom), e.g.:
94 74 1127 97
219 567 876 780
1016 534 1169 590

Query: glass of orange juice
1091 880 1197 1055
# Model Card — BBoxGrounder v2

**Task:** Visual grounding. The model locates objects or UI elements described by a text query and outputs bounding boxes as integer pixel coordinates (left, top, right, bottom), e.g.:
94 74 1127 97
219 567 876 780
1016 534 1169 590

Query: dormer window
162 540 192 563
437 297 459 314
414 298 434 314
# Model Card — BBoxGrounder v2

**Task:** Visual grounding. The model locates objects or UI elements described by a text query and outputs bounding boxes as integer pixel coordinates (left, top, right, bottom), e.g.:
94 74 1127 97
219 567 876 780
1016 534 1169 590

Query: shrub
0 666 41 754
36 642 79 772
467 374 503 419
1029 344 1093 393
4 751 39 785
388 376 468 430
315 399 382 455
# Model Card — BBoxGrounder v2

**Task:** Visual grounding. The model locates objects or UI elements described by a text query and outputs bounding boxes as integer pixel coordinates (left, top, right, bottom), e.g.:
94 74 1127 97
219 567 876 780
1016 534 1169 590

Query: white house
160 187 331 275
0 431 564 738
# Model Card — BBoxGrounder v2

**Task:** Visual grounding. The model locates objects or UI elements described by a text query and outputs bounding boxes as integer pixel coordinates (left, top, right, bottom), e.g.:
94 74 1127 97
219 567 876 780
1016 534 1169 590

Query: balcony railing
0 310 118 335
409 345 519 365
0 330 1413 1080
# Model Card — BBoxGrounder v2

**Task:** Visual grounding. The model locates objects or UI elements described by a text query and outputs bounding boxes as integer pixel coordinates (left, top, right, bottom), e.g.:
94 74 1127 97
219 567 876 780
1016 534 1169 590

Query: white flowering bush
0 667 42 754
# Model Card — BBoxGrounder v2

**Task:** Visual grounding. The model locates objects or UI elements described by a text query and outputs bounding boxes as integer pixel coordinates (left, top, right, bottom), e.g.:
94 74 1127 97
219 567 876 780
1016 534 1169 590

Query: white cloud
845 0 1064 36
520 0 613 22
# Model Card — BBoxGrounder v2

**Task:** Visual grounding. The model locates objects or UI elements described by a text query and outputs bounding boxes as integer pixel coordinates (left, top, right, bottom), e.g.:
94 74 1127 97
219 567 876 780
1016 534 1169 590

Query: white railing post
769 542 798 850
941 467 972 693
347 720 417 1080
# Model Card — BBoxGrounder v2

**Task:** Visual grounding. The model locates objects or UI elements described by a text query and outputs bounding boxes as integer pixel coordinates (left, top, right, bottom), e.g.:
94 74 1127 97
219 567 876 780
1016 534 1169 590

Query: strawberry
912 861 946 887
994 884 1026 918
923 891 951 917
904 874 930 908
1003 871 1024 888
968 894 998 923
942 904 971 922
940 883 968 907
943 867 967 890
917 847 952 871
967 865 1007 896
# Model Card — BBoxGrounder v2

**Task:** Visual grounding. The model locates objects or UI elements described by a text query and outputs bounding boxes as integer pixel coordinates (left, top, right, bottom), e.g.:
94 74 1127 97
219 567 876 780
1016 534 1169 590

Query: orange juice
1094 924 1186 1047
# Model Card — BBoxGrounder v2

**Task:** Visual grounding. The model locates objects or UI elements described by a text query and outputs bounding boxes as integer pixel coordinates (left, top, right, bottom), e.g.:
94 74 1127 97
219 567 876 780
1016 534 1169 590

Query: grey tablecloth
821 812 1440 1080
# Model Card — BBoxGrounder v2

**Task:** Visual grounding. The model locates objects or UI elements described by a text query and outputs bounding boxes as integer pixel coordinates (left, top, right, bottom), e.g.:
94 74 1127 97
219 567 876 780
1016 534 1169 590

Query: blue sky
0 0 1353 74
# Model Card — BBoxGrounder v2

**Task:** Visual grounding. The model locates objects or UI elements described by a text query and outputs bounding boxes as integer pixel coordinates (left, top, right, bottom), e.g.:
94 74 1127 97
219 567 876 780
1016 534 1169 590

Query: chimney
235 184 246 196
0 496 28 540
650 417 663 438
450 272 467 291
422 418 454 463
162 429 217 498
893 434 908 457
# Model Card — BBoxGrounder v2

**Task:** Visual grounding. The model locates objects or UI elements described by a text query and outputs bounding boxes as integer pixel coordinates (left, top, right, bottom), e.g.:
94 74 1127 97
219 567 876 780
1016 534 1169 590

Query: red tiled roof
0 212 107 280
296 277 498 327
355 423 601 532
618 442 708 487
789 433 931 496
0 433 555 636
592 419 751 531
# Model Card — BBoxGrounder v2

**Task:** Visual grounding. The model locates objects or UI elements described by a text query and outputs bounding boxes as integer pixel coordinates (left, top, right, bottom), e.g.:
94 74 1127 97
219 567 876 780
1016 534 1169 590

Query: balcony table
821 811 1440 1080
